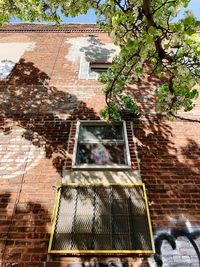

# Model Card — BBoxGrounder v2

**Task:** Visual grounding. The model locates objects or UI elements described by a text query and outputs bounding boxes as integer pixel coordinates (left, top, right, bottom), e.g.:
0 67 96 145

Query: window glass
77 143 126 165
89 62 111 78
90 67 108 74
73 121 131 168
79 124 123 141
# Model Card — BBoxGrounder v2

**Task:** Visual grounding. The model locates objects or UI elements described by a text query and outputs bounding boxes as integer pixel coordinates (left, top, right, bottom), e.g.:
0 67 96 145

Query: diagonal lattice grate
50 184 153 253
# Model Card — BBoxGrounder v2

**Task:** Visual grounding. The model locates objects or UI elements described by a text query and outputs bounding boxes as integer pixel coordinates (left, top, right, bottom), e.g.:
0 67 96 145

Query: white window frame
89 62 111 79
72 120 131 170
78 54 111 80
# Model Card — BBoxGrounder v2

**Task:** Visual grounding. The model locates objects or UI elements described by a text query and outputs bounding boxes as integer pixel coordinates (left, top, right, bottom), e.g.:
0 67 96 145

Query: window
89 62 111 79
78 38 119 80
79 57 112 80
72 121 131 169
48 184 154 254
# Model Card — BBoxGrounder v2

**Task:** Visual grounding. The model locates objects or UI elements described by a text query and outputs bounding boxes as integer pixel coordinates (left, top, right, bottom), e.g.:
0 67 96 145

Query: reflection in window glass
74 122 130 168
79 125 123 141
89 63 112 79
77 144 126 165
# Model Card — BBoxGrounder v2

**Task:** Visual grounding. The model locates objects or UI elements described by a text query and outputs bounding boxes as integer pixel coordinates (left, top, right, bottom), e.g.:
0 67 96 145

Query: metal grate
49 184 154 254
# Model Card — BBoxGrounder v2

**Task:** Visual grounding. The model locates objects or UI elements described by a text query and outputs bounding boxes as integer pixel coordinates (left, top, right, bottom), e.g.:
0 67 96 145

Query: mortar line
50 34 66 78
1 137 34 262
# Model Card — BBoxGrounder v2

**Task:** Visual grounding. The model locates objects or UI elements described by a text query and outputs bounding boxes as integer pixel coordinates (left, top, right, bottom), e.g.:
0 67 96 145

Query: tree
1 0 200 120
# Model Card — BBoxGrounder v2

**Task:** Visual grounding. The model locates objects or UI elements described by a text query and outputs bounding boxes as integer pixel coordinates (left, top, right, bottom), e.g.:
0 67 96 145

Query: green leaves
127 39 136 48
100 102 121 121
121 96 138 114
156 79 199 116
189 89 199 99
148 26 157 36
0 0 199 120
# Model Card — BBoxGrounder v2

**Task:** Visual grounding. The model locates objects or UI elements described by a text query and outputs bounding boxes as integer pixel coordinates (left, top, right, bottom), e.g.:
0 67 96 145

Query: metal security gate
48 184 154 254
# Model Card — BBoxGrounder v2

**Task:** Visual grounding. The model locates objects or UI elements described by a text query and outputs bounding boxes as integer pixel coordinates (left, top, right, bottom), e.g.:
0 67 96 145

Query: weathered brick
0 24 200 267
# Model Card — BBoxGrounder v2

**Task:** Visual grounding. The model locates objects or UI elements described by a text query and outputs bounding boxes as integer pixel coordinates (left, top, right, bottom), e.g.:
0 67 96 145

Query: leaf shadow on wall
48 185 152 267
0 59 200 266
128 69 200 266
0 58 99 175
0 192 50 265
80 35 117 62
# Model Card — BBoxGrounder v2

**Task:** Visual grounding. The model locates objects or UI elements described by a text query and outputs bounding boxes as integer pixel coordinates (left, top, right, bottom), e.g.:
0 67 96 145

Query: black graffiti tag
154 229 200 267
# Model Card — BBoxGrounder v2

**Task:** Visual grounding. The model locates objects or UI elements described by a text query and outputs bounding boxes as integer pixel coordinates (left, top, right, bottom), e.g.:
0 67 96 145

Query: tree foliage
1 0 200 120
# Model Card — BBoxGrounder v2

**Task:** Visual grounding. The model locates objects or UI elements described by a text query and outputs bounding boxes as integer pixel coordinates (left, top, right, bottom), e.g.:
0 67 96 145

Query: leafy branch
0 0 199 120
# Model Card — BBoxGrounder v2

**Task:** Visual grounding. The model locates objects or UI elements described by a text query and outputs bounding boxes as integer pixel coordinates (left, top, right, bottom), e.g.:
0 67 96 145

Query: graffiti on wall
153 219 200 267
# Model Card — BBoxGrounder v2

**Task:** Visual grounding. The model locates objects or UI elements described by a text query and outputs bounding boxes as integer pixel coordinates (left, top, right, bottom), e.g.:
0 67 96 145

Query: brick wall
0 25 200 266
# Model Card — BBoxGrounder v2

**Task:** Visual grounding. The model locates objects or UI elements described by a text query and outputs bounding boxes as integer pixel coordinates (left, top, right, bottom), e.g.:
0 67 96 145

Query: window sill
72 164 132 170
48 249 154 255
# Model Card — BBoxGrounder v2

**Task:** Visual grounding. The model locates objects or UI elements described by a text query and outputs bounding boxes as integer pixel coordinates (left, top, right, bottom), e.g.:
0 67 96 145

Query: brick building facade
0 24 200 267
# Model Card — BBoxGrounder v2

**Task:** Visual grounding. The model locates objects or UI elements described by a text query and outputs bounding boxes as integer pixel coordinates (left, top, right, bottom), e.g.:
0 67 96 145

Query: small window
72 121 131 169
89 62 111 77
48 184 154 254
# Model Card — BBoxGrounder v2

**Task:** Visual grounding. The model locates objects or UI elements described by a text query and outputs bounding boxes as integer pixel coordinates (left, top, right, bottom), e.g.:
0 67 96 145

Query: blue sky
174 0 200 20
11 0 200 24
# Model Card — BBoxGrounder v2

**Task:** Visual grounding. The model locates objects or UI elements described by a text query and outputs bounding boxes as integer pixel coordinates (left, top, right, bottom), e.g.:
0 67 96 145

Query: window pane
90 68 108 74
79 124 123 141
76 143 126 165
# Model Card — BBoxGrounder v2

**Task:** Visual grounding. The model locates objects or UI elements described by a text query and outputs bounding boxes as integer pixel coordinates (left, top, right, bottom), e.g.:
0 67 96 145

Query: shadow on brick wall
0 191 50 266
133 116 200 266
0 58 99 175
0 59 200 266
129 70 200 266
80 35 116 62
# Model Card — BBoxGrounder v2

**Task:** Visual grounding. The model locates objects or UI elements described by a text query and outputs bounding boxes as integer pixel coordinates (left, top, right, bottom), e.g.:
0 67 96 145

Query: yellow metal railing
48 183 155 255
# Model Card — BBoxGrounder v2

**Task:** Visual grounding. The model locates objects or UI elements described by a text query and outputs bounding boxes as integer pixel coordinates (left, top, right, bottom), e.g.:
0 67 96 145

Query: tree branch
153 0 176 14
114 0 126 12
105 51 140 105
142 0 173 62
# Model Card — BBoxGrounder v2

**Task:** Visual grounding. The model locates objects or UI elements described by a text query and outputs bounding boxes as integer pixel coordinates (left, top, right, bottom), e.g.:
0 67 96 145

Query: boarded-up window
48 184 154 254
